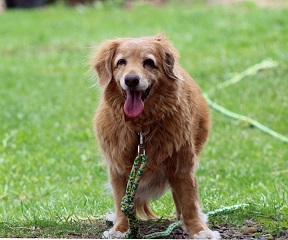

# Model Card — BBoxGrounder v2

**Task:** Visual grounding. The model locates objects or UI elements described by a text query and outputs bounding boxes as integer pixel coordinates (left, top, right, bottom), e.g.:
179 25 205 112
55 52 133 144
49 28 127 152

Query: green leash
121 154 147 239
120 132 249 239
120 132 147 239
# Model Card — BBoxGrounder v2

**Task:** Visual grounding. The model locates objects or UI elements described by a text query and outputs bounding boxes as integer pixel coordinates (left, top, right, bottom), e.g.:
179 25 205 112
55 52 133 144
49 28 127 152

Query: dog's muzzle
122 74 152 118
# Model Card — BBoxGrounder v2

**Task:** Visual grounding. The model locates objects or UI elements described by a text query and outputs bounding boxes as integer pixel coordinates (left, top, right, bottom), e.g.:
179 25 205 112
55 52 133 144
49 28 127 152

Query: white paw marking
106 213 117 224
200 212 208 223
193 229 221 239
102 228 125 239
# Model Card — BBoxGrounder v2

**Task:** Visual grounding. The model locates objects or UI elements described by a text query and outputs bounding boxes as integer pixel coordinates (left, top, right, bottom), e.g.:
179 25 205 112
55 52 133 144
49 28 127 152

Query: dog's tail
136 202 158 220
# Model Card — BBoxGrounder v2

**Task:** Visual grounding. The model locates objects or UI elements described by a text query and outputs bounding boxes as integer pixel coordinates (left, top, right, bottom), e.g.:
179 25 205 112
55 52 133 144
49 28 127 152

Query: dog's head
92 34 182 118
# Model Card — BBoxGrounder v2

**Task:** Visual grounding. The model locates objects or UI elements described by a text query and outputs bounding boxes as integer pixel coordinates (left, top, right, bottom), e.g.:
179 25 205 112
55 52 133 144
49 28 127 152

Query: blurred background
1 0 287 9
0 0 287 238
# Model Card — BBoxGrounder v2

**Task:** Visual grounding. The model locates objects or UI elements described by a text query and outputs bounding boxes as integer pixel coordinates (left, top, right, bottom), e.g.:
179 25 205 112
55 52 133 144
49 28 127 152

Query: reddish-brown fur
91 35 218 238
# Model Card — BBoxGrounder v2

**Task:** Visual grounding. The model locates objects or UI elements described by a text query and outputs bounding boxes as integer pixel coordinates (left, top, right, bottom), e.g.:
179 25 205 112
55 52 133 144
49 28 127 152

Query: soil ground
66 218 288 239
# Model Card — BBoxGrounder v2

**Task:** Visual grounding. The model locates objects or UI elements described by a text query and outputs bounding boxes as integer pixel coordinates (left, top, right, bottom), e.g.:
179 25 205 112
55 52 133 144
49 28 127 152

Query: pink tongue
124 89 144 118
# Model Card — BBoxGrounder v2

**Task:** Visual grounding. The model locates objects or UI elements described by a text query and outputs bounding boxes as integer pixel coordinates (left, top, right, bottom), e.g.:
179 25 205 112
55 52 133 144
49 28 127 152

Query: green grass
1 1 288 237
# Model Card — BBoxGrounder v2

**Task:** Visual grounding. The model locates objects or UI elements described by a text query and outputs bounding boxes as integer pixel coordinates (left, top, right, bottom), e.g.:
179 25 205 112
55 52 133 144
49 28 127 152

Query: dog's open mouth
123 86 152 118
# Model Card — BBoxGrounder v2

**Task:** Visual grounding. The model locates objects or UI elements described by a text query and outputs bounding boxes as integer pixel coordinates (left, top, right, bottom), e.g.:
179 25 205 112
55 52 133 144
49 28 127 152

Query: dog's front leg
103 166 128 239
169 172 220 239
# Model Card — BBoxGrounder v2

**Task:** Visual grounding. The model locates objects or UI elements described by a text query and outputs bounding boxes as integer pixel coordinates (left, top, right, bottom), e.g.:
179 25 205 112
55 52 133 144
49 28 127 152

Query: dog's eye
117 58 127 67
143 58 156 68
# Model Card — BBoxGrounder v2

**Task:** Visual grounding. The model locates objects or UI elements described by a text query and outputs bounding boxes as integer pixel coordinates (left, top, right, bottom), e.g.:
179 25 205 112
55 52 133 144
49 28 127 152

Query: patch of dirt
88 219 288 239
4 219 287 239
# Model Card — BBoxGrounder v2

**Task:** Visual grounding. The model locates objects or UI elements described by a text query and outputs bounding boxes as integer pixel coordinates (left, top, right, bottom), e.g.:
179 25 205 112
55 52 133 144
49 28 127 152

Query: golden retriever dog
92 34 220 239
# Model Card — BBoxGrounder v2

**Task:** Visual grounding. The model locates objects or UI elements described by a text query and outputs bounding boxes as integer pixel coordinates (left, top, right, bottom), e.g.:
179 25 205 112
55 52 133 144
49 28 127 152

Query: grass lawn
0 1 287 238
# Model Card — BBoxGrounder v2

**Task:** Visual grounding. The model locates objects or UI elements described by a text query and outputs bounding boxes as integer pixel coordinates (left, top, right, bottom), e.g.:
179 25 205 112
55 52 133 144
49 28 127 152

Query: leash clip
137 132 145 156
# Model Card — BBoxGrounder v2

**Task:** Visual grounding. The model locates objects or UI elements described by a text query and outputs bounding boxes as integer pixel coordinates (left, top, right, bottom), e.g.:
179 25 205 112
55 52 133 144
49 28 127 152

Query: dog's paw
193 229 221 239
102 228 125 239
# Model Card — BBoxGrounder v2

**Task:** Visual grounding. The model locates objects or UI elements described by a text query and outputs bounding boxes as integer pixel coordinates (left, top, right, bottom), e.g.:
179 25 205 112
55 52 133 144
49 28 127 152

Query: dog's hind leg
172 191 182 220
136 201 158 219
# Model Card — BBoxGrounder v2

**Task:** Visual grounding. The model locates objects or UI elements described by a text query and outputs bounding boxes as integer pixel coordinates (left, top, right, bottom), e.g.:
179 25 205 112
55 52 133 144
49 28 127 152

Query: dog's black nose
124 74 140 88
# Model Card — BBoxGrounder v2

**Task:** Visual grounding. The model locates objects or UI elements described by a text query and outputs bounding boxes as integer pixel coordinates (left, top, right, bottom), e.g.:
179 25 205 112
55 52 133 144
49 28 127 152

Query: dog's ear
163 51 179 81
155 34 182 81
91 40 120 88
